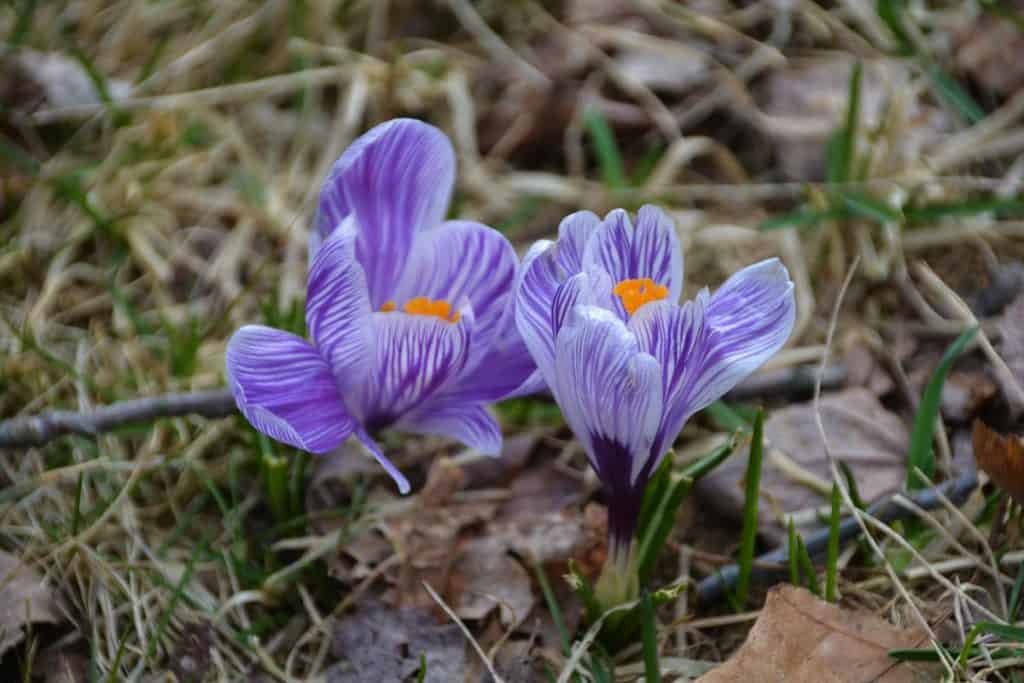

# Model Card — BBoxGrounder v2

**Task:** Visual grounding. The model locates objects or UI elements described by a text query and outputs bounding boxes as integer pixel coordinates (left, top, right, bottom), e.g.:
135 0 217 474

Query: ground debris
0 550 61 657
697 388 908 543
326 601 465 683
695 585 930 682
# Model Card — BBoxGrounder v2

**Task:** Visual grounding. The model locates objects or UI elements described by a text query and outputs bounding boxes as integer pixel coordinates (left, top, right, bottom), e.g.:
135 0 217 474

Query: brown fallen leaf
453 537 535 628
973 420 1024 504
695 585 929 683
697 388 908 544
0 550 60 657
955 3 1024 97
326 601 465 683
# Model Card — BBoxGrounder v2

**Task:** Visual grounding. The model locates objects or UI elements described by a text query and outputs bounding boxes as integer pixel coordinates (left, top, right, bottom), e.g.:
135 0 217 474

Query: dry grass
3 0 1024 680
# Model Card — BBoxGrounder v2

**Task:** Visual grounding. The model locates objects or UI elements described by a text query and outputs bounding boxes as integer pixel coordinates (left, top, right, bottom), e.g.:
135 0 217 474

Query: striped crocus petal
554 210 601 275
583 205 684 319
553 305 663 552
400 401 502 456
225 325 356 454
633 258 796 457
353 306 473 428
354 428 411 495
305 224 372 394
313 118 455 308
393 220 517 355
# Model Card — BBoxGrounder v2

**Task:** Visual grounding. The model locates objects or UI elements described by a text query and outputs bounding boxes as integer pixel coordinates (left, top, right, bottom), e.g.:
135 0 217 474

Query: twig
0 389 235 449
1 364 843 450
724 364 846 401
695 463 979 605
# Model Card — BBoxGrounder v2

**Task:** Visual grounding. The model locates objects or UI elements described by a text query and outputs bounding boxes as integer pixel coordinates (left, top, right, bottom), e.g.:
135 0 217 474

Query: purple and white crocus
226 119 536 494
516 205 795 602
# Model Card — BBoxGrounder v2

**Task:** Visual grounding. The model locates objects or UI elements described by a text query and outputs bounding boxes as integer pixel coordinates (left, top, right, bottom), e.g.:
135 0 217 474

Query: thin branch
0 389 235 449
1 363 846 450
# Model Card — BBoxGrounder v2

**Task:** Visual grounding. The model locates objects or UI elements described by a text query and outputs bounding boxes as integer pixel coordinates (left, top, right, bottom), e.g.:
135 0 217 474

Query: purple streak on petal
583 205 684 314
439 331 539 402
402 402 501 456
354 310 472 426
688 258 795 408
394 220 516 352
306 224 372 391
314 119 455 307
553 306 663 488
225 325 355 453
555 210 600 275
630 295 708 460
355 428 411 494
634 258 795 456
515 239 561 381
592 434 647 554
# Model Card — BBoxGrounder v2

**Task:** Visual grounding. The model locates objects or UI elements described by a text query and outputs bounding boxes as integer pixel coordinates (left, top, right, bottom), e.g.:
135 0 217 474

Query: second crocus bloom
515 206 796 604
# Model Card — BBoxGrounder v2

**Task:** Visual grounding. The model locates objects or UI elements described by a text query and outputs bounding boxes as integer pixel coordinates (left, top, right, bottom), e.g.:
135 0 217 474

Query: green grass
734 410 765 609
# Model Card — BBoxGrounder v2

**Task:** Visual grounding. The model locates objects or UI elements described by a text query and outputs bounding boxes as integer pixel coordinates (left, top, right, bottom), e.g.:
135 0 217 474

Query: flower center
612 278 669 316
381 297 460 323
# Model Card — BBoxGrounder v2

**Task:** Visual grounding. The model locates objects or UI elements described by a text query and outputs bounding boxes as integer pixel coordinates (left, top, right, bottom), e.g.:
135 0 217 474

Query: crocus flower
226 119 536 494
515 206 795 602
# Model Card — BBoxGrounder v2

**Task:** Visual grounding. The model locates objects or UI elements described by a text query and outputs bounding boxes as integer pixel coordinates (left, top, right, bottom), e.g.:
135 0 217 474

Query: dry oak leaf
696 585 930 683
973 420 1024 504
0 550 60 657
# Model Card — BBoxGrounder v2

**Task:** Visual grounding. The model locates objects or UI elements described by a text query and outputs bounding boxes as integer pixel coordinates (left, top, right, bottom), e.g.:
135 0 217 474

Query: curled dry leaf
695 585 930 683
972 420 1024 504
453 537 535 628
326 601 465 683
697 388 908 544
0 550 60 657
955 4 1024 96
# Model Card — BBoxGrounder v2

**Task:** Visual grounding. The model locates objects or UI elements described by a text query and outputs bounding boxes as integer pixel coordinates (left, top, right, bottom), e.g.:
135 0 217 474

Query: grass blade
640 591 662 683
637 441 734 583
735 410 765 608
788 518 800 586
826 61 862 184
907 326 978 490
797 534 821 596
838 191 902 224
825 483 841 602
927 64 986 125
584 108 626 190
759 207 847 231
904 196 1024 223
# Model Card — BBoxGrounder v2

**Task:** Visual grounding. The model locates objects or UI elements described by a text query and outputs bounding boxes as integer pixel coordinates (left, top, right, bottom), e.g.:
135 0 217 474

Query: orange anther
398 296 461 323
612 278 669 316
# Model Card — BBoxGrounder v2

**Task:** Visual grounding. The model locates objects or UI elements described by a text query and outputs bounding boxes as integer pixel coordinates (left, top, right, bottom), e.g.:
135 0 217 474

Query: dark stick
695 464 980 604
0 364 847 450
0 389 236 449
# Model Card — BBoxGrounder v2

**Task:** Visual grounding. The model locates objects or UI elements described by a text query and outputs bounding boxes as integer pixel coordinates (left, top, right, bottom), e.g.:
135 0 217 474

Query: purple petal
353 310 472 425
555 210 601 275
226 325 355 453
355 428 411 494
553 306 663 487
402 402 501 456
314 119 455 307
439 318 540 402
629 296 708 457
393 220 517 351
306 225 372 391
515 240 561 380
583 205 684 316
633 258 795 454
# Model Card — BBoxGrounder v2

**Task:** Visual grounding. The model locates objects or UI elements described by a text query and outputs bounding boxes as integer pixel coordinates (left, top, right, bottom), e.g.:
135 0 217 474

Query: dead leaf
168 620 216 683
1 49 132 116
997 293 1024 408
697 388 908 544
0 550 60 657
759 58 948 180
973 420 1024 504
453 537 535 628
695 585 929 683
326 601 465 683
955 4 1024 96
941 370 996 423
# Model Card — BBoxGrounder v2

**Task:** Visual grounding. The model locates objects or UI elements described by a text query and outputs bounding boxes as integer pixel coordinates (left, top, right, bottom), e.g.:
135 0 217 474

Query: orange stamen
380 296 461 322
612 278 669 316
